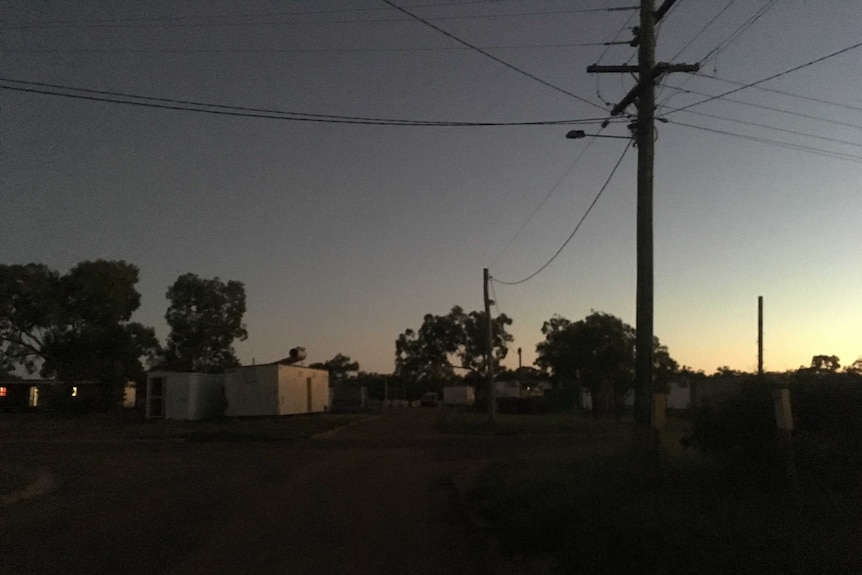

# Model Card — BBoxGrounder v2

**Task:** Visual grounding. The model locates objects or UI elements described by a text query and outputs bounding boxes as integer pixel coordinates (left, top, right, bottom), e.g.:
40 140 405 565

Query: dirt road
0 410 518 575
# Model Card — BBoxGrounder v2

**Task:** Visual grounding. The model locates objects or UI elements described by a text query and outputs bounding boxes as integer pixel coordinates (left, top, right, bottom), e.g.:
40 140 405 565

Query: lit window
72 386 78 397
0 387 7 397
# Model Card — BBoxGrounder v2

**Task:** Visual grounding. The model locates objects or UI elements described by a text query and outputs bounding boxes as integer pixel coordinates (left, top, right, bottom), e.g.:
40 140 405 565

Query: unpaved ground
0 409 545 575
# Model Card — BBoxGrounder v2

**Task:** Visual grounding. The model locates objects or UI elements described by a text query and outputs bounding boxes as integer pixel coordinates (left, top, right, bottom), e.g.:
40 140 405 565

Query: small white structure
145 372 226 420
443 385 475 406
224 363 329 417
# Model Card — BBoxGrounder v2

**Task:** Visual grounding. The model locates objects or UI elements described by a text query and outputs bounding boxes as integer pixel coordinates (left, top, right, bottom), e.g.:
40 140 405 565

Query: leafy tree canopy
395 305 513 388
161 273 248 373
0 260 158 393
535 311 677 394
310 353 360 385
808 354 841 373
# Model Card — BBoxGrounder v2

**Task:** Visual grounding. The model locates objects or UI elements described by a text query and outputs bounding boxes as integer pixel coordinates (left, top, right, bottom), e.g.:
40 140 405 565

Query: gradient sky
2 1 860 375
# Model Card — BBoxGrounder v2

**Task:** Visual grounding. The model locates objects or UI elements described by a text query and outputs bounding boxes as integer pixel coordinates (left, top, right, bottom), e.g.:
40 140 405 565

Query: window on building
0 387 7 397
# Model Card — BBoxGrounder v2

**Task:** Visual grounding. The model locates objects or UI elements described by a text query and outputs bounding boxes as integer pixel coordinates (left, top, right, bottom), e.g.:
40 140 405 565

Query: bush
685 382 782 479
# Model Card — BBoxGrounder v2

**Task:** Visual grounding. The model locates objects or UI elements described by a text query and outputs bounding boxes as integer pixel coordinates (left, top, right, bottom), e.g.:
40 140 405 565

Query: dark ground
0 409 544 575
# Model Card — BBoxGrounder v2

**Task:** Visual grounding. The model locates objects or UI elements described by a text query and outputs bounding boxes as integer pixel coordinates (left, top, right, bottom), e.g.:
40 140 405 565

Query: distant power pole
758 296 764 377
483 268 496 422
587 0 698 445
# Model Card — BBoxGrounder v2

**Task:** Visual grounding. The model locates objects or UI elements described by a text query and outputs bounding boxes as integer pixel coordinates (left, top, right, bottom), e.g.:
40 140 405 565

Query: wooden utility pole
587 0 698 445
483 268 496 422
758 296 764 377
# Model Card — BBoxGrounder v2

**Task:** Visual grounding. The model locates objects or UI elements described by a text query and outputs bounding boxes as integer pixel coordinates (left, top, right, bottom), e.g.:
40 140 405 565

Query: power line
595 8 639 106
378 0 608 112
668 0 737 61
666 119 862 164
490 128 609 269
657 0 773 106
493 142 632 286
661 40 862 117
0 77 616 127
2 42 615 54
694 73 862 114
698 0 779 66
660 85 862 131
2 7 639 30
665 107 862 150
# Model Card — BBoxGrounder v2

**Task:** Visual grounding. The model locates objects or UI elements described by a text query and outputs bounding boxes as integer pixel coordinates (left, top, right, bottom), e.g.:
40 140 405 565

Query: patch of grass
128 414 368 441
0 413 368 442
438 410 633 437
471 427 862 574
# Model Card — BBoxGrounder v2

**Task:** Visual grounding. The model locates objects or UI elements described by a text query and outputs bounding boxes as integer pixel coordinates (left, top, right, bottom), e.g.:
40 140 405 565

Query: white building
145 372 226 420
224 363 329 417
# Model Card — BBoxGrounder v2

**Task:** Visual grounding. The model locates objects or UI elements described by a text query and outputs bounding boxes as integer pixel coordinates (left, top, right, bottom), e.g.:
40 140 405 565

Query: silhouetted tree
310 353 360 385
394 306 513 392
535 311 677 412
161 274 247 373
809 354 841 373
0 260 159 403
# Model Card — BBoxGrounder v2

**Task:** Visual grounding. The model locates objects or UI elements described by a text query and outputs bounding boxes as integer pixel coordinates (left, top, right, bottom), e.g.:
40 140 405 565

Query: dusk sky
2 1 860 375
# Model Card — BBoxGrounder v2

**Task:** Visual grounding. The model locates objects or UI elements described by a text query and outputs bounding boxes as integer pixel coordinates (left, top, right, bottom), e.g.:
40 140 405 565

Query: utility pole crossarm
587 64 639 74
607 63 700 116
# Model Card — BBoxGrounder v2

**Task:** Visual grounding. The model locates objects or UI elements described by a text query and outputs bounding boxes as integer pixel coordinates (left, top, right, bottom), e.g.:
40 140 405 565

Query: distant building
224 362 329 417
145 372 226 420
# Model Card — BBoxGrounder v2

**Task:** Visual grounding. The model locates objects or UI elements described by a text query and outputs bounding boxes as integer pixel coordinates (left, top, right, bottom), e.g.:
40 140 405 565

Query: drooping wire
662 106 862 150
0 78 614 127
378 0 607 111
595 8 639 107
698 0 779 69
694 73 862 114
660 40 862 118
489 128 606 269
659 87 862 131
657 0 773 107
665 119 862 164
493 141 632 286
2 4 638 29
667 0 737 62
3 42 615 54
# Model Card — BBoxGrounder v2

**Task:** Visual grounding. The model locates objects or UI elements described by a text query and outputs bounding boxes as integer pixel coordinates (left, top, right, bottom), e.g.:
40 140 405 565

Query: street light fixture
565 129 632 140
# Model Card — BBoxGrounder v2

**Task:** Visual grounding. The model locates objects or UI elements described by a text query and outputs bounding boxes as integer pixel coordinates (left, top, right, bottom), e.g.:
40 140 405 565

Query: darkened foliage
535 311 677 413
161 273 247 373
0 260 159 408
686 381 782 478
789 371 862 439
394 306 513 396
687 371 862 481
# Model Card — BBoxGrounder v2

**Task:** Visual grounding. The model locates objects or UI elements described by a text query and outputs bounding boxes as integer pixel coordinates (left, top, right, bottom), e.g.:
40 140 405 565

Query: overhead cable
2 7 639 30
0 78 621 127
378 0 607 111
490 129 605 269
493 142 632 286
668 0 737 61
666 120 862 164
661 40 862 117
664 107 862 149
3 42 615 54
698 0 779 66
694 73 862 114
661 85 862 131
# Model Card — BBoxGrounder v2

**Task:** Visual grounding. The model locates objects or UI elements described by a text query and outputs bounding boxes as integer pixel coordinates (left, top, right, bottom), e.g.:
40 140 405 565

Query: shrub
685 382 782 479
